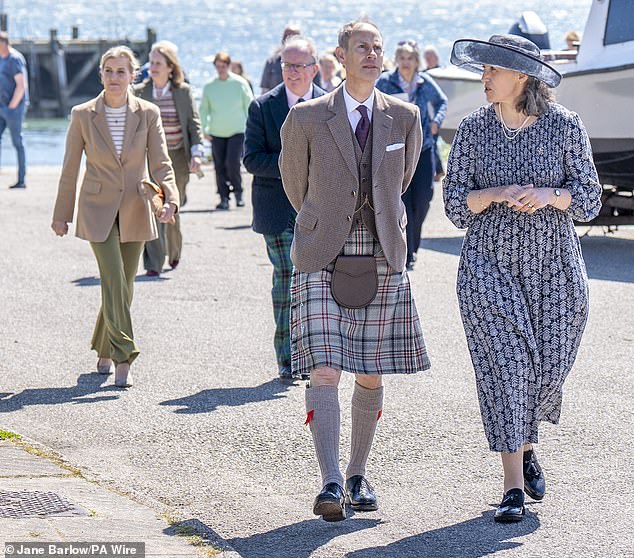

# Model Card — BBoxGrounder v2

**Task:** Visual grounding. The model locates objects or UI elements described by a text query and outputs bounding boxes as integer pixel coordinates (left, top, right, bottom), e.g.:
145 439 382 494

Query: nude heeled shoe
114 362 132 388
97 358 114 375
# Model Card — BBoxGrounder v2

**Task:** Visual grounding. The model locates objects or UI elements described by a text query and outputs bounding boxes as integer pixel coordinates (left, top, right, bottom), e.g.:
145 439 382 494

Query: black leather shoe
313 483 346 522
216 199 230 210
523 449 546 501
9 182 26 189
494 488 525 523
345 475 378 511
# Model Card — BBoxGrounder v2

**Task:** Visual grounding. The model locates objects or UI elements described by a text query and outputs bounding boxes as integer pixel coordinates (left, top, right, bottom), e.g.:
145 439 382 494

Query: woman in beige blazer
51 46 178 387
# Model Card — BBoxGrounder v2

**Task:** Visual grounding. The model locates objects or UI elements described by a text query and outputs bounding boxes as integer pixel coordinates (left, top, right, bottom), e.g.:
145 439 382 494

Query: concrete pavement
1 165 633 558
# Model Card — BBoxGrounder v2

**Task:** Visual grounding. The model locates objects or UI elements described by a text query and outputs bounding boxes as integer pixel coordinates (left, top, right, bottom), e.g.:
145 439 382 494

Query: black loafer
313 483 346 522
494 488 525 523
523 449 546 501
345 475 378 511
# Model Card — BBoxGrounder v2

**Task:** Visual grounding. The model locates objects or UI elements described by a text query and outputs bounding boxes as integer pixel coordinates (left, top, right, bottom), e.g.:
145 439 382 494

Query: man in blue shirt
0 32 27 189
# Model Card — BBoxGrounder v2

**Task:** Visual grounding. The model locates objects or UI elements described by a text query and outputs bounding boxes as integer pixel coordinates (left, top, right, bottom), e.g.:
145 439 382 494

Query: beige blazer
280 87 422 273
53 92 178 243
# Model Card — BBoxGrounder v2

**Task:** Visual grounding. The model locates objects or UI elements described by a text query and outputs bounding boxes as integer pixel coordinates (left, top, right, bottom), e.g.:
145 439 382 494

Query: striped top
153 83 183 150
104 104 127 156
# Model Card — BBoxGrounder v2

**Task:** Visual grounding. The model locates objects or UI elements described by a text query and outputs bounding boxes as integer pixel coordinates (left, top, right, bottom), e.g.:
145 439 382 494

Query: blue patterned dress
443 102 602 453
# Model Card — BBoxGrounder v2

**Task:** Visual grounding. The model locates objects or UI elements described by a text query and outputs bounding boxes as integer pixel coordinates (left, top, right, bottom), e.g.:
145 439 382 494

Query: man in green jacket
200 52 254 210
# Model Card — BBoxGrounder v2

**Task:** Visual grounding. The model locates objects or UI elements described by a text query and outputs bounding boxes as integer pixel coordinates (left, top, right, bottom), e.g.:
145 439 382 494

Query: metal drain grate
0 490 86 518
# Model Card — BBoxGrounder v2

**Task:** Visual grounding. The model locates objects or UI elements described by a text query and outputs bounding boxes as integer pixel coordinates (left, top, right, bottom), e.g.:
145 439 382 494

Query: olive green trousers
90 221 144 364
143 147 190 272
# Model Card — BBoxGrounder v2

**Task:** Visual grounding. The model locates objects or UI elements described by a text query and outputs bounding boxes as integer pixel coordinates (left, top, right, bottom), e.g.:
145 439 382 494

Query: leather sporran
331 255 378 309
141 179 175 224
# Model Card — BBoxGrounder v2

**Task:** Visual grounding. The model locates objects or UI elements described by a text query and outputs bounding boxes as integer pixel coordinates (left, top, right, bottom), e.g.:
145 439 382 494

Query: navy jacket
376 69 447 152
244 82 326 235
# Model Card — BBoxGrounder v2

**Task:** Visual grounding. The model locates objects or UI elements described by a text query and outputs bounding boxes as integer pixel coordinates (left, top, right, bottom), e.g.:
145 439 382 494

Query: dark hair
337 19 382 51
516 76 554 116
150 43 185 87
0 31 10 45
214 51 231 66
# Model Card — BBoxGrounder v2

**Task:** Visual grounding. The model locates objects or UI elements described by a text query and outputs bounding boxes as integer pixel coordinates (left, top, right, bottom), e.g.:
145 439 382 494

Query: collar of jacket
92 90 143 114
387 68 425 90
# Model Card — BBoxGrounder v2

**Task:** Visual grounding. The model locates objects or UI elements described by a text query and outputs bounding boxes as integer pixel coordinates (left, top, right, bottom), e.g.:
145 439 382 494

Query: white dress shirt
342 82 374 131
285 84 314 109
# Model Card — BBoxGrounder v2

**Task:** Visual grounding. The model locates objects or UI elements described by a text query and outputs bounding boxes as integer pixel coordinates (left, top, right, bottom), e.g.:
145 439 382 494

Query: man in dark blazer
244 36 326 381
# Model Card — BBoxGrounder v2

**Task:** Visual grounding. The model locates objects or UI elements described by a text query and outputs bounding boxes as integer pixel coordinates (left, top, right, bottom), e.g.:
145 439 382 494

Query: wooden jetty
5 16 155 117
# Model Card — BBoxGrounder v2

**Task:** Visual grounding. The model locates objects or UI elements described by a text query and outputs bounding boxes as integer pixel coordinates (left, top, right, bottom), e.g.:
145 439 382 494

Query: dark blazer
244 83 326 235
280 87 422 273
133 81 203 162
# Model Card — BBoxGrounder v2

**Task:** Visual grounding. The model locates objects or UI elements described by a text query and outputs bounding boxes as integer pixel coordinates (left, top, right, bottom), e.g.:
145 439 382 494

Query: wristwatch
553 188 561 206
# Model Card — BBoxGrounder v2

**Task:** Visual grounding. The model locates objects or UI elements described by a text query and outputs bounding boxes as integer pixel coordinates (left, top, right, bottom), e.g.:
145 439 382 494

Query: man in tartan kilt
280 20 431 521
244 37 326 380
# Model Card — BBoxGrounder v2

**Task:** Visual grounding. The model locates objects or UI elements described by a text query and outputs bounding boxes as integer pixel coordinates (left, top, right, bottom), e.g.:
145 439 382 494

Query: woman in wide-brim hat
442 34 602 522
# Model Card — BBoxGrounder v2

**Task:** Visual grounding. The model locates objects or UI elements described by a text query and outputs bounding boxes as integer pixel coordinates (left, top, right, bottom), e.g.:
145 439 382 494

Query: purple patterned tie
355 105 370 151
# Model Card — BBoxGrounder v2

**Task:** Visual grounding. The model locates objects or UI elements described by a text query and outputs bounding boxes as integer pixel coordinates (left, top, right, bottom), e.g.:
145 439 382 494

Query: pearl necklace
496 103 530 140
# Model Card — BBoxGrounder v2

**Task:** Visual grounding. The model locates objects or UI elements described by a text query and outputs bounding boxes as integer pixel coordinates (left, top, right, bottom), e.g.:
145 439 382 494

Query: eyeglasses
281 62 316 72
397 39 418 48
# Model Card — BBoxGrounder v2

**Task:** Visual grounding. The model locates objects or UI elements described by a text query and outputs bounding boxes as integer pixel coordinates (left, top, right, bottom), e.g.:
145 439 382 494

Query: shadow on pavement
71 274 171 287
227 517 381 558
346 509 540 558
159 378 295 414
217 224 252 230
0 373 120 412
178 208 215 214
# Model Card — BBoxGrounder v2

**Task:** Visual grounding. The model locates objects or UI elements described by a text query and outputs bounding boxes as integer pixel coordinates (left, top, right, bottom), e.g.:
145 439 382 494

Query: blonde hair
394 42 421 70
100 45 139 75
150 41 185 87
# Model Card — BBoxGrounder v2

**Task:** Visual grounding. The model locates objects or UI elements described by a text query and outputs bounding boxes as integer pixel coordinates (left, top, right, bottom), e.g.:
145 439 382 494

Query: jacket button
362 178 367 183
347 215 352 221
351 190 357 196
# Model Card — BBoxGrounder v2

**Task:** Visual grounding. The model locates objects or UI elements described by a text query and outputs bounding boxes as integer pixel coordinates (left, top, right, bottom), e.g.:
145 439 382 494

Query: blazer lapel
91 93 121 164
271 87 290 132
120 94 141 160
326 88 359 180
371 90 393 181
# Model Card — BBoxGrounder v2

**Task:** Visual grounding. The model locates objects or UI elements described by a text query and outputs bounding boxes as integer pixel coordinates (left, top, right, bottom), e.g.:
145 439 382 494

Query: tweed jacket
133 81 203 162
53 92 178 243
279 86 422 273
243 82 326 235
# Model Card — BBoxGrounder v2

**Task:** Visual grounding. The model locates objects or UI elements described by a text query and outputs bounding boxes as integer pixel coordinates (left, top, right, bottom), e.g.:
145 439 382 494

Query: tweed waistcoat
352 124 378 241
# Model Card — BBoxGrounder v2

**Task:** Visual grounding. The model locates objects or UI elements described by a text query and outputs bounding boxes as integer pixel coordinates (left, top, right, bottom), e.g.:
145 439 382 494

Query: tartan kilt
290 222 431 376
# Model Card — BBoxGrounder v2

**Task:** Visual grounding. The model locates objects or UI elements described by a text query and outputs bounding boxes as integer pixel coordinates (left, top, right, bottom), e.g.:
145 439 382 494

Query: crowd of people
1 17 601 527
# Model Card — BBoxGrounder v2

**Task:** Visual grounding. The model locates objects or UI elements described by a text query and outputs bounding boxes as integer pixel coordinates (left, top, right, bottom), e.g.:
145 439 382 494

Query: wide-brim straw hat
450 34 561 88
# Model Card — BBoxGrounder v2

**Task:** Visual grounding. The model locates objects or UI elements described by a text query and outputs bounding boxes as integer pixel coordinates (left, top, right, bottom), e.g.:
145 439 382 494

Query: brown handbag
331 255 378 309
141 180 175 224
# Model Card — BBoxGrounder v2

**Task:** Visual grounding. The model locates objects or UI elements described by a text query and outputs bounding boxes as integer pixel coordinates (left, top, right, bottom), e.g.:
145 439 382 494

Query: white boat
430 0 634 220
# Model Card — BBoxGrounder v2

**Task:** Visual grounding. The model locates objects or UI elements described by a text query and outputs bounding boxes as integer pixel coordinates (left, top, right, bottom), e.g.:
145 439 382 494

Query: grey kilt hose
290 222 431 376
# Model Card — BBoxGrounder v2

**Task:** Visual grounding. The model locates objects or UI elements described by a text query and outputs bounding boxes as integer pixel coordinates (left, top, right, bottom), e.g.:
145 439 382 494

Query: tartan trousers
263 225 294 371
